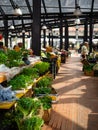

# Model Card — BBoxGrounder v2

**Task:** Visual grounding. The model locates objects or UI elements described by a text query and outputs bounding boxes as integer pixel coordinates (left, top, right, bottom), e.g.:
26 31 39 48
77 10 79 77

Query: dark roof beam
58 0 62 15
42 0 47 15
25 0 33 17
0 6 5 16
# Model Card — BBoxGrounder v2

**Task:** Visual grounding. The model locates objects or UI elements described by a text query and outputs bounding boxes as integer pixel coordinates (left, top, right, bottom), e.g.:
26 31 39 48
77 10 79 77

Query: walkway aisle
42 54 98 130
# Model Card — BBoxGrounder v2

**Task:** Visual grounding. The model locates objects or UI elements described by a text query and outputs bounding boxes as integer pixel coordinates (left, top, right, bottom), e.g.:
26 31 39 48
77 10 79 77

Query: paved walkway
42 53 98 130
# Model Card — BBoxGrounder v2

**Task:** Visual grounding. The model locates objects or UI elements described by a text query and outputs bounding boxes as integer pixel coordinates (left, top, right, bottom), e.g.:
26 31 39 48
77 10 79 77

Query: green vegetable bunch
34 87 52 95
0 51 7 64
5 50 23 68
7 50 22 61
8 74 33 90
14 97 44 130
21 49 29 58
20 116 44 130
21 67 39 79
16 97 42 117
5 60 24 68
36 76 53 88
39 96 52 110
34 62 50 75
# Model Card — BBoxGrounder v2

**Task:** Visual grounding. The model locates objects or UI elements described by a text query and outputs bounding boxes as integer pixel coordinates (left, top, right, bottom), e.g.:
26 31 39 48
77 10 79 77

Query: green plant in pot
83 64 95 72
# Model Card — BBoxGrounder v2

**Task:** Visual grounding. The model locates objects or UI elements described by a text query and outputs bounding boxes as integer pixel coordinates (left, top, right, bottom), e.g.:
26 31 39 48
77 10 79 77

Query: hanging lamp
73 0 82 16
14 5 22 15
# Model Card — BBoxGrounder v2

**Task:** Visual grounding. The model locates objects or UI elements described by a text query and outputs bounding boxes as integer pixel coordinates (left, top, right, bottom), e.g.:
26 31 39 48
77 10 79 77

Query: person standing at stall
81 42 89 59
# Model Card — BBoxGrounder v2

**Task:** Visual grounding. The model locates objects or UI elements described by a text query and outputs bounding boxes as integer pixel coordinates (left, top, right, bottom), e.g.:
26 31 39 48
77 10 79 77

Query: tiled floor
42 53 98 130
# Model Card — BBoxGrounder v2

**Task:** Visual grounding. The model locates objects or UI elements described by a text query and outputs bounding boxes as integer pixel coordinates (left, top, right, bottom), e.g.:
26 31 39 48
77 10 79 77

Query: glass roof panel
2 6 13 14
24 19 32 24
79 0 92 12
0 0 98 31
0 21 4 27
44 0 59 13
20 7 29 14
0 0 11 5
14 0 27 6
61 0 75 13
28 0 32 6
14 20 22 25
8 20 13 26
41 1 45 13
94 0 98 11
41 8 45 13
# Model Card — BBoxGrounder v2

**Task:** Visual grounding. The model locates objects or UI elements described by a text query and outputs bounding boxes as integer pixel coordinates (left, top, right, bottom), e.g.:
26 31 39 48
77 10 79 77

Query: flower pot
42 108 51 122
84 70 94 76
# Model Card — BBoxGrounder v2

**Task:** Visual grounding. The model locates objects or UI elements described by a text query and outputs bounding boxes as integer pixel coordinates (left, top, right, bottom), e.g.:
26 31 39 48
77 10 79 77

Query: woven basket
42 109 51 122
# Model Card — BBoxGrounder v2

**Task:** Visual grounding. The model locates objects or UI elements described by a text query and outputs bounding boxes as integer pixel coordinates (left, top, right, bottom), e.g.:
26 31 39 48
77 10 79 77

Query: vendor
81 42 89 59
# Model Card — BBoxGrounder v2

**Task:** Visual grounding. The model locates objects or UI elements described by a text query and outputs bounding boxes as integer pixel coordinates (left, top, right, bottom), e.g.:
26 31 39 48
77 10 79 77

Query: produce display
0 50 58 130
39 95 52 110
21 67 39 79
8 74 33 90
0 51 7 64
34 87 52 95
36 76 53 88
14 97 44 130
33 62 50 75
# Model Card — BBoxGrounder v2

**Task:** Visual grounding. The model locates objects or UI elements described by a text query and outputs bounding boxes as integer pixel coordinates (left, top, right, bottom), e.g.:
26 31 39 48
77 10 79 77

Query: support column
31 0 41 56
4 17 8 47
51 33 53 47
49 31 51 46
89 19 93 53
64 21 69 51
59 18 63 50
84 20 88 42
43 29 46 48
22 32 25 48
9 36 12 48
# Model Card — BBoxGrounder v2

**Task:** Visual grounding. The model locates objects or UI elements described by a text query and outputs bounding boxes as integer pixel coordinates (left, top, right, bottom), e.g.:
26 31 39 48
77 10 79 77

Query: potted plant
83 64 94 76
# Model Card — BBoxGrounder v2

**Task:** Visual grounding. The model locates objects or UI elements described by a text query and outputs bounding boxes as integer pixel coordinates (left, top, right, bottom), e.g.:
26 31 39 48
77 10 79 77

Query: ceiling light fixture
73 5 82 16
22 29 25 33
14 5 22 16
10 0 22 15
74 17 81 24
73 0 82 16
42 25 47 30
9 25 15 30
